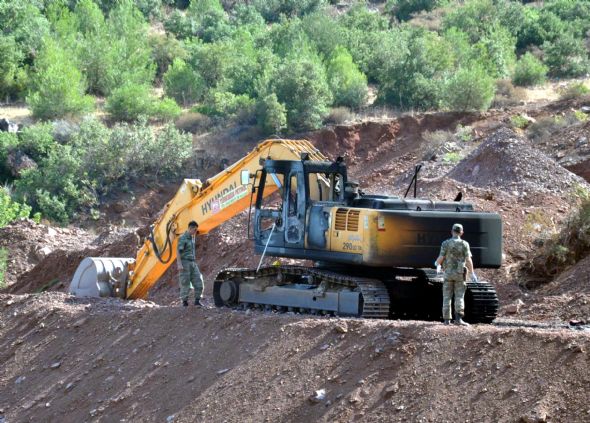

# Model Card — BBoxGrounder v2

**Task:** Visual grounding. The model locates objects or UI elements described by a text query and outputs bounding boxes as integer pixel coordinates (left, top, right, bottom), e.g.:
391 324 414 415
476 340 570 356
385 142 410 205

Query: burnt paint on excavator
254 158 503 269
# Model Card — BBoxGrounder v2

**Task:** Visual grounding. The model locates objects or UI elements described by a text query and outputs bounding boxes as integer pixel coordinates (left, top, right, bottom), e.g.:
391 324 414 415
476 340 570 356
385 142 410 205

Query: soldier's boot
194 298 202 307
454 315 470 326
443 319 451 325
182 300 189 307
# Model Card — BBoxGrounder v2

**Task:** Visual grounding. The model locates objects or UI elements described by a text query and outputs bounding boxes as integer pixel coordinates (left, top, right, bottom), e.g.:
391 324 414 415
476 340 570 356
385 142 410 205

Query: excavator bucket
69 257 134 298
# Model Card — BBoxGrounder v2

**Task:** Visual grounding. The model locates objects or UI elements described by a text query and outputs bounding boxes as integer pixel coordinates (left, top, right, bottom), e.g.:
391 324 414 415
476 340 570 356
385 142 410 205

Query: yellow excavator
70 139 502 322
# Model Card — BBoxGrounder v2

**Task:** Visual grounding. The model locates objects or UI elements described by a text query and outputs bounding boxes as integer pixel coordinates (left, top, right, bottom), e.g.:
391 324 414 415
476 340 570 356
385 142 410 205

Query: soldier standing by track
177 221 204 307
435 223 477 326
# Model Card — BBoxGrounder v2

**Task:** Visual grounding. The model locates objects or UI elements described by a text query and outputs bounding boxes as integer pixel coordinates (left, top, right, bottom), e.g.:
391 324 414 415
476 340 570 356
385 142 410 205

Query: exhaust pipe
69 257 135 298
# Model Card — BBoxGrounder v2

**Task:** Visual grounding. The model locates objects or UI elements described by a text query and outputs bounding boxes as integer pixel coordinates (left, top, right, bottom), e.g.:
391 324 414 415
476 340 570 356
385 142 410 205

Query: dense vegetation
1 0 590 224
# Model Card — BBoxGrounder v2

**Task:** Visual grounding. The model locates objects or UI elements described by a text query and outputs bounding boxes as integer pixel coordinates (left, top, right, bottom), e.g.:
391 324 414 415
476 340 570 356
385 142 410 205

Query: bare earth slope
1 293 590 423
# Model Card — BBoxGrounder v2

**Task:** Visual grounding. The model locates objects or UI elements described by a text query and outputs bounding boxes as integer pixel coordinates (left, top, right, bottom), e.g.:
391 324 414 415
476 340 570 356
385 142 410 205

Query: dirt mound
448 127 588 195
1 293 590 423
0 219 96 288
8 230 141 295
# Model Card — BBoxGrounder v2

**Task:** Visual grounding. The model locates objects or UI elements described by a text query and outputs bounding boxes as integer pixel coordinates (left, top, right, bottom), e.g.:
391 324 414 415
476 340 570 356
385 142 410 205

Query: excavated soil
2 100 590 422
1 293 590 423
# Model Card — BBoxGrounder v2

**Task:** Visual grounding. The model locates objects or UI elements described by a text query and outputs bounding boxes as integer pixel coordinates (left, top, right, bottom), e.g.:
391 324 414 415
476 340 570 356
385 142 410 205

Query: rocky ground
1 96 590 422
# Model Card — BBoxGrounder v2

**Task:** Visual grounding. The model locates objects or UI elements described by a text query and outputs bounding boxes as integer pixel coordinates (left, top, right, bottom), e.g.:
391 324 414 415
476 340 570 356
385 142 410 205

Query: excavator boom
69 140 326 299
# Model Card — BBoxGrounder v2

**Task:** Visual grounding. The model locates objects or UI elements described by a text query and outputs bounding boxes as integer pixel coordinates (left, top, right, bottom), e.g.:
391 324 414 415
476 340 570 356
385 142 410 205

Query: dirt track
1 293 590 423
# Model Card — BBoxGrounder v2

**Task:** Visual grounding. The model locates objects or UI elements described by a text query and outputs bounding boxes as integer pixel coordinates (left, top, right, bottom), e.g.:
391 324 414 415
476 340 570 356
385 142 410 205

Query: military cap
452 223 463 233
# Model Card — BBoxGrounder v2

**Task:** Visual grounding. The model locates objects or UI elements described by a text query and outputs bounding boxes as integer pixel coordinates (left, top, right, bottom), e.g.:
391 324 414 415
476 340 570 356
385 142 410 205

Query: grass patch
442 152 462 163
510 115 530 129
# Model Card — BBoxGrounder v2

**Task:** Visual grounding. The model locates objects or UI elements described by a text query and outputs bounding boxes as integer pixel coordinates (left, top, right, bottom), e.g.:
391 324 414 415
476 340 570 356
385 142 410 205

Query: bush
325 107 353 125
527 116 567 142
149 33 187 79
526 187 590 277
326 46 368 109
443 65 495 112
543 33 590 78
15 144 96 224
106 83 181 122
199 90 257 124
164 58 206 106
256 93 287 135
0 186 31 228
510 115 530 129
492 79 527 108
559 82 590 101
512 52 548 87
175 111 213 133
386 0 442 22
27 39 94 120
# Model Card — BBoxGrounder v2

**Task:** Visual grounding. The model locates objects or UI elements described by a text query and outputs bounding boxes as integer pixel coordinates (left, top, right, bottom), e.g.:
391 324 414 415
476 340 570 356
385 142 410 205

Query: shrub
492 79 527 108
386 0 442 22
543 33 590 78
175 112 213 133
149 33 187 78
199 90 257 124
164 58 206 106
153 98 182 121
443 65 495 112
256 93 287 135
106 83 181 122
326 46 368 109
527 116 567 142
15 144 96 224
0 186 31 228
27 39 94 120
325 107 353 125
106 83 154 121
559 82 590 101
510 115 530 129
525 187 590 277
442 152 462 163
512 52 548 87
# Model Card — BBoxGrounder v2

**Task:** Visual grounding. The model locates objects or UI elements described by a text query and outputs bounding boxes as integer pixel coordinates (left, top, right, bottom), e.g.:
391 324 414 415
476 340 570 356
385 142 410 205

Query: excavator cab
253 156 347 258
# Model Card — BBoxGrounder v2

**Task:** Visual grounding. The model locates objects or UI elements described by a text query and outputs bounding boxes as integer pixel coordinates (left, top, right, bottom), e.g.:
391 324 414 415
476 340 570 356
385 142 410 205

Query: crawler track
213 266 499 323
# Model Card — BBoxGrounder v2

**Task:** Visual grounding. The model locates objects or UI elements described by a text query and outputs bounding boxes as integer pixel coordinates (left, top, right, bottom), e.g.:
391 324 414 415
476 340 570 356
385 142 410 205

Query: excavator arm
69 139 327 300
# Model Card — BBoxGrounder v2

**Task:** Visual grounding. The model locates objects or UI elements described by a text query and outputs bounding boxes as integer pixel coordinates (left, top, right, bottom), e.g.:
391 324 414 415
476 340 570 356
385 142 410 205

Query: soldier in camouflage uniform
176 221 204 307
435 223 477 326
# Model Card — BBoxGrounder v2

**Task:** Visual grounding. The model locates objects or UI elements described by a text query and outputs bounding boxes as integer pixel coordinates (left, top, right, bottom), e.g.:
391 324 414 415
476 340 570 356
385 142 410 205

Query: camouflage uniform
439 236 472 320
177 231 203 302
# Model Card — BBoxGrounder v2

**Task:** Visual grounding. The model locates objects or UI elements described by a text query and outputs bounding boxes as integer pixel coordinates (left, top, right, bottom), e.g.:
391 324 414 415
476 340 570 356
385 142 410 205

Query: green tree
0 1 50 59
376 29 453 110
0 35 26 100
444 65 495 112
257 93 287 135
164 58 205 106
512 52 547 87
27 38 94 120
273 54 332 131
543 33 590 78
326 46 368 109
